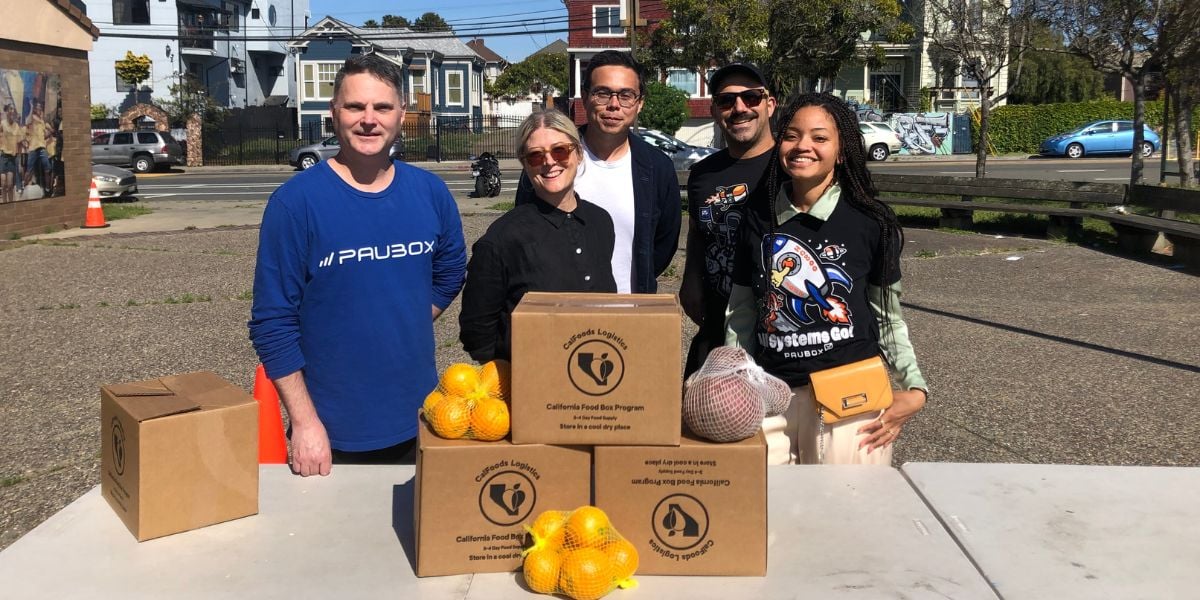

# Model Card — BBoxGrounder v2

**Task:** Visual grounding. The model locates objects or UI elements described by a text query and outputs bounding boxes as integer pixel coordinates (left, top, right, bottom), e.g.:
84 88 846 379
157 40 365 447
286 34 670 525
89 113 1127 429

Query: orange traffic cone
253 364 289 464
83 180 109 228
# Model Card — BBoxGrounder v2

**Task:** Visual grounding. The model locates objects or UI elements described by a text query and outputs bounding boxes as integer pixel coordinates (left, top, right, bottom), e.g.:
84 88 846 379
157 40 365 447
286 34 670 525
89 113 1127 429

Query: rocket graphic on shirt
762 233 852 332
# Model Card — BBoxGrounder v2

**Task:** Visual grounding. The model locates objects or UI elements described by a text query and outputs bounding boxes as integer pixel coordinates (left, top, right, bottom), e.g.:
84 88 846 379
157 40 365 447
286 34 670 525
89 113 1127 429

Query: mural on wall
0 68 64 203
888 112 953 155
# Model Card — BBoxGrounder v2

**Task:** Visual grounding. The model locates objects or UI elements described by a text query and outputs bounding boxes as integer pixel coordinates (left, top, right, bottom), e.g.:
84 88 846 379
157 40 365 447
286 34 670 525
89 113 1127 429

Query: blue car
1039 120 1160 159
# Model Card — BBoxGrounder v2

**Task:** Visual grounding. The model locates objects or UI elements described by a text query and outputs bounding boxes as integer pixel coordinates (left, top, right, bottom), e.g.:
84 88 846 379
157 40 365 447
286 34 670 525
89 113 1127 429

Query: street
133 155 1169 202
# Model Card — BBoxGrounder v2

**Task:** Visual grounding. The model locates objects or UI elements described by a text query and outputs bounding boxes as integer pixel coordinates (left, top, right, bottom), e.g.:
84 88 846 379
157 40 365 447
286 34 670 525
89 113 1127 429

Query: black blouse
458 195 617 362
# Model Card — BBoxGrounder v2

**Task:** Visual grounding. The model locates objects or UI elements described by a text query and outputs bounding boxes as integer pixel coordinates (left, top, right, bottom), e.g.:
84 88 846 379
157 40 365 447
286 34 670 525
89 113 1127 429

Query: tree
154 75 225 129
1049 0 1200 184
641 0 771 70
1008 21 1106 104
639 80 690 135
1162 5 1200 187
767 0 914 96
382 15 410 28
412 12 451 33
114 51 152 103
364 15 409 28
925 0 1036 177
485 52 567 100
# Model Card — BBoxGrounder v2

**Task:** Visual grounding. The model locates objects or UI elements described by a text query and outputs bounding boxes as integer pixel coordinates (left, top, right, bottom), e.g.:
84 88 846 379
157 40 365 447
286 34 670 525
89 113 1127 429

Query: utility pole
622 0 647 53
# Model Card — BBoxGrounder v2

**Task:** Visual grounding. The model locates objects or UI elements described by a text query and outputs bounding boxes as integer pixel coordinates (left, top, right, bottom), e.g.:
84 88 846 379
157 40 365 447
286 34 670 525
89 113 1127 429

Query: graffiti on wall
887 112 953 155
0 68 64 203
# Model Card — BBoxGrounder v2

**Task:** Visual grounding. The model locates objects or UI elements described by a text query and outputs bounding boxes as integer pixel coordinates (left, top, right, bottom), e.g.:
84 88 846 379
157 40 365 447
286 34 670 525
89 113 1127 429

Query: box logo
567 339 625 396
478 470 537 526
651 493 709 551
110 416 126 476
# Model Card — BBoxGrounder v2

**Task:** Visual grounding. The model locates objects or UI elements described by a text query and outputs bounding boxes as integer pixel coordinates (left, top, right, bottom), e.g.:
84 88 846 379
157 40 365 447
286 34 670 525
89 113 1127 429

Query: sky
307 0 569 62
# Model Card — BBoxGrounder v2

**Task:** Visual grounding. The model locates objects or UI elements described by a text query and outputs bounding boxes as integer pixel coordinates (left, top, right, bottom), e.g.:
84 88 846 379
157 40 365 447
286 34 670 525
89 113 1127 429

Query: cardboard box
414 416 592 576
593 429 767 575
100 371 259 542
510 292 682 446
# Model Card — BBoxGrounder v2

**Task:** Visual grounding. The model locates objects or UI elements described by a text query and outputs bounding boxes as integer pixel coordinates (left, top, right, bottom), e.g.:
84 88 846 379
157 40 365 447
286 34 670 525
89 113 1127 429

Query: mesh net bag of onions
682 346 794 442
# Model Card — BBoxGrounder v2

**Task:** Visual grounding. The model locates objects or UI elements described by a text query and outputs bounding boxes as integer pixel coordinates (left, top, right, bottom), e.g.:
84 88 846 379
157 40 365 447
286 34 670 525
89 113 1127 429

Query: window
137 132 159 144
939 61 957 100
112 132 134 145
1116 122 1133 131
92 134 110 145
113 0 150 25
594 6 624 37
705 67 717 96
251 7 260 19
447 71 464 106
410 71 427 107
223 2 239 31
115 62 151 93
960 59 980 99
303 63 339 100
667 69 698 96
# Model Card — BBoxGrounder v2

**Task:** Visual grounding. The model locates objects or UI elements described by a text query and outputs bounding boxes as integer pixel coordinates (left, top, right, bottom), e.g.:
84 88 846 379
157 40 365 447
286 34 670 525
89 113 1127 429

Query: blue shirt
249 160 467 450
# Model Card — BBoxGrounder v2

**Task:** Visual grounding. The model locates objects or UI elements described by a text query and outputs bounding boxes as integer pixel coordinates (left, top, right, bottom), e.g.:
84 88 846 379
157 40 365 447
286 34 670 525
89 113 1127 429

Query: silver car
91 164 137 198
634 128 718 170
289 136 406 170
91 130 184 173
859 122 903 161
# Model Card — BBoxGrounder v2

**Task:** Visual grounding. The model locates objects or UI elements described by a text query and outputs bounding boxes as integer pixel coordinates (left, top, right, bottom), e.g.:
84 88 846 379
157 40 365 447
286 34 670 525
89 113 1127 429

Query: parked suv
92 130 184 173
859 122 903 161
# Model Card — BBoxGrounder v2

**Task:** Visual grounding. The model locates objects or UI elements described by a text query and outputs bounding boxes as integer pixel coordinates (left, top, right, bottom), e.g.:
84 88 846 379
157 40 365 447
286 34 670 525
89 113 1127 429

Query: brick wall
0 39 91 238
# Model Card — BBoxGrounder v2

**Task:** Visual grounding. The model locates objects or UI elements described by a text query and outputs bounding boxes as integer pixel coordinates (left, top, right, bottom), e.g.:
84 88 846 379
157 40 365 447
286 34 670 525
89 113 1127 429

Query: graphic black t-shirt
687 149 774 337
731 192 901 386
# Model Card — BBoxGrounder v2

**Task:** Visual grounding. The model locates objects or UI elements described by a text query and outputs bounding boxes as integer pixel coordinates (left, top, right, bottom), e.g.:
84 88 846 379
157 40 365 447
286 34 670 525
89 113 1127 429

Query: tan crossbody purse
809 355 894 424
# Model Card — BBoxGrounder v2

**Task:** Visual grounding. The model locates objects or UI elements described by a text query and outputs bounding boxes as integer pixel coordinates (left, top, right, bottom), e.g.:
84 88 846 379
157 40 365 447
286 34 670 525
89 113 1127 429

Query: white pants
762 384 894 466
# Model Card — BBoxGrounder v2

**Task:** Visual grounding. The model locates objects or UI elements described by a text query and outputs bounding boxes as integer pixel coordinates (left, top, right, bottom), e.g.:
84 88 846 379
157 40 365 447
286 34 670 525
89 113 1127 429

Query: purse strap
817 407 825 464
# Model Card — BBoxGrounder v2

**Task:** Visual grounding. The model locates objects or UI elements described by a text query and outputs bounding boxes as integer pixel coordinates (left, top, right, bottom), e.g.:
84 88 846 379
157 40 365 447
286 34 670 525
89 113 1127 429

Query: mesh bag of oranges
423 360 512 441
521 506 638 600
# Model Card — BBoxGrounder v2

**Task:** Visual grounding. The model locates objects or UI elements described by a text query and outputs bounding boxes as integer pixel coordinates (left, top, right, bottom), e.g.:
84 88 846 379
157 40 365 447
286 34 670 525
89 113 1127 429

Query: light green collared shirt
724 183 928 394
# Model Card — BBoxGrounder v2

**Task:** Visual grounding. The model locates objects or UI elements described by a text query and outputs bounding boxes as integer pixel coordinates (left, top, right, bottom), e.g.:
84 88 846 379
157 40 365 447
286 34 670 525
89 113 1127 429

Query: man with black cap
680 63 777 375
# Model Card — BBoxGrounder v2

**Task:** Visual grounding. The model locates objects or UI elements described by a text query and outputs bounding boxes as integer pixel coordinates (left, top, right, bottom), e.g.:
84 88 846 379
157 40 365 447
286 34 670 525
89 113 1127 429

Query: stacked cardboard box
415 292 767 577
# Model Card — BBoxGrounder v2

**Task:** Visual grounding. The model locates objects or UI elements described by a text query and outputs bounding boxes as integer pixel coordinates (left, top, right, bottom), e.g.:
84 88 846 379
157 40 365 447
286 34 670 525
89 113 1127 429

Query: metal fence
202 126 305 166
302 114 527 163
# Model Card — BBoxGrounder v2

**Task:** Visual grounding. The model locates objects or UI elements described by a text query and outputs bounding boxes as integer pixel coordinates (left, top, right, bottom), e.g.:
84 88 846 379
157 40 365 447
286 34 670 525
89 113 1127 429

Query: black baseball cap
708 63 770 94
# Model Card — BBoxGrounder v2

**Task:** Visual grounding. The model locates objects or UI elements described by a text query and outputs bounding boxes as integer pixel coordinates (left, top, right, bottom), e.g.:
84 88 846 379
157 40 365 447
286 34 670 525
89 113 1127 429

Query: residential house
466 37 522 120
288 16 486 138
563 0 1011 147
86 0 308 114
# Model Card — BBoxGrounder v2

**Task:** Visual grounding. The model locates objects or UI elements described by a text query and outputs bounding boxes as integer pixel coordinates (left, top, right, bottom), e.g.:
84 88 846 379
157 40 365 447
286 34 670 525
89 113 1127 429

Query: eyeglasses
589 88 642 108
713 89 769 110
521 143 577 167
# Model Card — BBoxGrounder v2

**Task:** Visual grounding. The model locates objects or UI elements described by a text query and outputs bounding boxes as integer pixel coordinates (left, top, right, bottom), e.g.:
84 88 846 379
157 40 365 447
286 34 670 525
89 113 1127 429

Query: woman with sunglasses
725 93 928 465
459 109 617 362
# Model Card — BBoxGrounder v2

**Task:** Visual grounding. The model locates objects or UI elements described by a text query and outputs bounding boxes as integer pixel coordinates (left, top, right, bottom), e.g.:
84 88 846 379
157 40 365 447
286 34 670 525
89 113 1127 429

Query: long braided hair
761 92 904 342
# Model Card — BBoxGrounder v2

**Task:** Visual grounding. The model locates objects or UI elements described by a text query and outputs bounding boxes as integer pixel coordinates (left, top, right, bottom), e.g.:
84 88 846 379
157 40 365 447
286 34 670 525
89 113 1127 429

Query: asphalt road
133 154 1174 202
870 155 1165 182
135 166 516 203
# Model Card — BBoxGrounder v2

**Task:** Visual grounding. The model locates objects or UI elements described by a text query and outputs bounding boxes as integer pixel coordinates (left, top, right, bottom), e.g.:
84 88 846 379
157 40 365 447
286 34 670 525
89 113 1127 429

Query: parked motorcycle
470 153 501 198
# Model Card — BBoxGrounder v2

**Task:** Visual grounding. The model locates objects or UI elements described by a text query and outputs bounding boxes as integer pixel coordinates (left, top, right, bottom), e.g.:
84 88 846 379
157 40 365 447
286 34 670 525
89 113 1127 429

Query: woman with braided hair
724 93 928 465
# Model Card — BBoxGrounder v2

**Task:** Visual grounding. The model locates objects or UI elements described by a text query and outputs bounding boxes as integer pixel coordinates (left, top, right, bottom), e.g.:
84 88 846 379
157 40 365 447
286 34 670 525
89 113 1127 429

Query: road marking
141 191 271 196
938 171 976 175
1057 169 1106 173
1094 177 1130 181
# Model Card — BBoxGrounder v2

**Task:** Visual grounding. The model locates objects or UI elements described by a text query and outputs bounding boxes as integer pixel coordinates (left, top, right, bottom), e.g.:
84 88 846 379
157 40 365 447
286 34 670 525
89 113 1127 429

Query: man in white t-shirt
517 51 681 293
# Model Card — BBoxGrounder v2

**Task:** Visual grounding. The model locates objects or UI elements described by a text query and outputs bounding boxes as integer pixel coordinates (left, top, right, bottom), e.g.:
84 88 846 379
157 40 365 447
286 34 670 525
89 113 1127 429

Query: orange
469 397 510 441
527 509 567 550
422 389 445 415
522 547 562 594
603 537 639 582
559 547 615 600
439 363 479 397
564 506 611 550
427 395 471 439
478 359 511 399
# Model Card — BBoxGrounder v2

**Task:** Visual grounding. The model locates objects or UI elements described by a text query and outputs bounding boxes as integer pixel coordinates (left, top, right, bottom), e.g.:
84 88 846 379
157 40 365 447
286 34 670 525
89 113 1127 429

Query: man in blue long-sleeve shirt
249 55 467 476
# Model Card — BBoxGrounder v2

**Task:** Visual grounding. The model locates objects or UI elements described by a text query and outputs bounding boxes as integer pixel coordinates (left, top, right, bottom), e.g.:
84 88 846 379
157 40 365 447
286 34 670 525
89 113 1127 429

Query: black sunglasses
713 89 769 110
522 143 577 167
